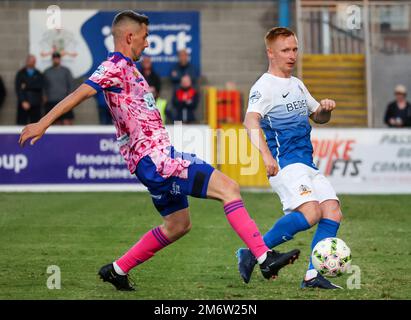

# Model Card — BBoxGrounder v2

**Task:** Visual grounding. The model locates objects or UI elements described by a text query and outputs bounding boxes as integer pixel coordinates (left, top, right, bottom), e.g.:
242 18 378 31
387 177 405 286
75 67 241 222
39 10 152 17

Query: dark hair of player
112 10 149 28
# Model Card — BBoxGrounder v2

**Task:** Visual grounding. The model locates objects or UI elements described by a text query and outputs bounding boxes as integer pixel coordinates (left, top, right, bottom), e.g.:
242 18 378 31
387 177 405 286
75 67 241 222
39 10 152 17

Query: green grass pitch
0 192 410 300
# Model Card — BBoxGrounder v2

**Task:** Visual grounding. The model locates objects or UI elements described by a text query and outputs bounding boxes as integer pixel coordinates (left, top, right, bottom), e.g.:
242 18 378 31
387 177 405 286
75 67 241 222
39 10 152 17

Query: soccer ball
311 237 352 277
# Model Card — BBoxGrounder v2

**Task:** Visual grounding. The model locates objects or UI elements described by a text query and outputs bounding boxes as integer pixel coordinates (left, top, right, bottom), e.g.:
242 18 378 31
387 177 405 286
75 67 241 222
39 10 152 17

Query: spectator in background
384 84 411 128
95 90 112 125
0 74 6 109
44 52 74 125
139 56 161 94
15 54 44 125
171 75 198 123
170 49 198 90
149 85 169 124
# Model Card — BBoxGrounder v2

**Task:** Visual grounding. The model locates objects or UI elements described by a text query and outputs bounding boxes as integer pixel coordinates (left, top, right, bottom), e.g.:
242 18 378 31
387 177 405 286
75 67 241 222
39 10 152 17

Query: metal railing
296 0 411 128
297 1 411 55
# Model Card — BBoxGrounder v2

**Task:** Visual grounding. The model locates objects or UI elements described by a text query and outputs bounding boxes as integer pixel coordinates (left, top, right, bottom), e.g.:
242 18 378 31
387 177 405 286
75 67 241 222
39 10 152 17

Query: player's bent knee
225 178 240 197
321 200 343 222
310 209 322 225
175 223 191 238
220 179 241 203
177 220 192 235
165 221 192 240
162 209 192 240
323 209 343 222
297 201 322 226
182 221 192 235
207 170 241 203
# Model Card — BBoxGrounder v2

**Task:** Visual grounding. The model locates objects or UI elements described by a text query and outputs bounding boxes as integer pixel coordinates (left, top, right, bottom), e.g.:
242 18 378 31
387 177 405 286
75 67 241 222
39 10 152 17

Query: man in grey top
44 52 74 125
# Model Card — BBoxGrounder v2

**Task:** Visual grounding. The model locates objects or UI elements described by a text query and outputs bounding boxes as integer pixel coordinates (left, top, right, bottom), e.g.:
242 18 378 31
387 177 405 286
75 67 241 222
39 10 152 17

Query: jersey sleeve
246 83 272 117
299 80 320 114
84 61 122 93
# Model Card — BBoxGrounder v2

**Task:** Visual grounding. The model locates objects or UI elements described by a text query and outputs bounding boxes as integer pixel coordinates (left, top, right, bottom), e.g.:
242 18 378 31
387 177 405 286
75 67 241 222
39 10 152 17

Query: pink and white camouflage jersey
85 52 191 178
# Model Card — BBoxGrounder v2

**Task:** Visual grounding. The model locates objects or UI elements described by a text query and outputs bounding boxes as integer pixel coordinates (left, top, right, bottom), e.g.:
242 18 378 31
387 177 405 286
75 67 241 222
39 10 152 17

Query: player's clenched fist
262 152 279 177
319 99 336 112
18 122 46 147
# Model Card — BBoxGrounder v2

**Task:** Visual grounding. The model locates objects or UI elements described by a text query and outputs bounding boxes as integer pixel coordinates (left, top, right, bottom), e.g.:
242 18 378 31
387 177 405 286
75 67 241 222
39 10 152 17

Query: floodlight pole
296 0 303 79
363 0 373 128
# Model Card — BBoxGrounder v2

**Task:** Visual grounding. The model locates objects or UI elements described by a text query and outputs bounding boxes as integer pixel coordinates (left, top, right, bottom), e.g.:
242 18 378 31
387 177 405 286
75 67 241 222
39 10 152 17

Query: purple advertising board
0 127 144 191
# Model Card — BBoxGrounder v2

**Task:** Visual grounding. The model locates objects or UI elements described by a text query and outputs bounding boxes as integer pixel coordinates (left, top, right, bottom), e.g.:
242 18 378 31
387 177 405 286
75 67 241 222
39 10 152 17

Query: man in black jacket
171 74 198 123
139 55 161 94
170 49 198 91
384 84 411 128
15 55 44 125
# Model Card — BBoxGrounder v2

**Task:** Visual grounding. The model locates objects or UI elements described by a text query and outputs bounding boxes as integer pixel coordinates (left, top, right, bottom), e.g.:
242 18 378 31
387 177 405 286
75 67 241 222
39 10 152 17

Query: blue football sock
308 218 340 271
263 211 311 249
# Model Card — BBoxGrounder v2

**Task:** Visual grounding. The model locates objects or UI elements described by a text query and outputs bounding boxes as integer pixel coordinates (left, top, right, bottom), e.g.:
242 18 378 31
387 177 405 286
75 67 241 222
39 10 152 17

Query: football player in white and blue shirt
237 27 343 289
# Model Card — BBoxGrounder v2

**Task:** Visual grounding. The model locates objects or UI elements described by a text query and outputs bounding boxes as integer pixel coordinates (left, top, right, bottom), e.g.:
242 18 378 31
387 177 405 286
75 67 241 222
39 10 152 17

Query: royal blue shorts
135 147 215 216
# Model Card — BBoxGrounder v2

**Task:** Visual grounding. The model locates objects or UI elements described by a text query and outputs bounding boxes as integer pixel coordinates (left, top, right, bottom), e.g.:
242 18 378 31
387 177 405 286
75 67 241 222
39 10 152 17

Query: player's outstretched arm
310 99 336 124
19 84 97 147
244 112 279 176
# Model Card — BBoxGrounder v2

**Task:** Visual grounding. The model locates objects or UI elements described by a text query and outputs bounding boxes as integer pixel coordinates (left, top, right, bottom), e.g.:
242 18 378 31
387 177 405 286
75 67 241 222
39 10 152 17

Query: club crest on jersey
143 92 157 111
299 184 312 196
249 91 262 104
170 182 181 195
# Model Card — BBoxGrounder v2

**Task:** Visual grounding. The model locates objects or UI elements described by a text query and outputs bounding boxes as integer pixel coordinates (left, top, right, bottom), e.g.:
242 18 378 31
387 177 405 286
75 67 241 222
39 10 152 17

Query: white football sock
256 251 268 264
113 261 127 276
305 269 318 281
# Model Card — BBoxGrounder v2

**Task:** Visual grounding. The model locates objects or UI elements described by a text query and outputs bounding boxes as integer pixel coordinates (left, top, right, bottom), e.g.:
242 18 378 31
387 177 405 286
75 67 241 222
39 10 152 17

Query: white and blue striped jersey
247 73 320 169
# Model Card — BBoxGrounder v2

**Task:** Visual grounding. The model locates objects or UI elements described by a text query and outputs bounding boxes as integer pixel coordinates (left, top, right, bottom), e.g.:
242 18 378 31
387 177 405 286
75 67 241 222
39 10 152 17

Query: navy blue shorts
135 147 215 216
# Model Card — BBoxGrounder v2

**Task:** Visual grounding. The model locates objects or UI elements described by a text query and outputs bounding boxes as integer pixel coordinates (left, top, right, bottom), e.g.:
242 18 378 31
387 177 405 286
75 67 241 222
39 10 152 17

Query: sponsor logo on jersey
299 184 312 196
249 91 262 104
150 194 162 200
116 134 130 148
282 92 290 98
143 92 157 111
286 99 308 113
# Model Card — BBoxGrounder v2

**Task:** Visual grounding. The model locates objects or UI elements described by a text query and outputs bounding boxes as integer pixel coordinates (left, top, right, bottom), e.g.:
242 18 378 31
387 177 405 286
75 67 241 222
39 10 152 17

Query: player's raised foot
236 248 257 284
259 249 300 280
98 263 135 291
301 273 343 289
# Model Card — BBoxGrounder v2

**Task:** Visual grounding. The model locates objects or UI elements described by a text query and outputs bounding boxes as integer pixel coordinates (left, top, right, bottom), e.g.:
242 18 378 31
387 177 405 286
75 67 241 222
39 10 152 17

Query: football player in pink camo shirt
19 10 299 291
